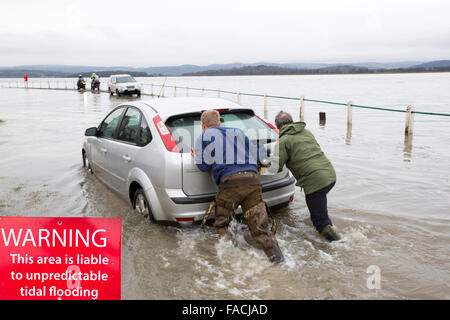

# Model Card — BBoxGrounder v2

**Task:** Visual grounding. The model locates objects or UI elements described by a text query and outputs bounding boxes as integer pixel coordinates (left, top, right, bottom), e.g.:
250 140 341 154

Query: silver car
107 74 142 96
82 97 295 226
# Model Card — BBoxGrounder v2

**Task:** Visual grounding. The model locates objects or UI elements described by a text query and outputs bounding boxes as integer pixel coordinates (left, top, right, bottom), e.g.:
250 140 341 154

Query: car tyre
116 89 121 97
133 188 154 222
137 90 141 97
82 151 93 174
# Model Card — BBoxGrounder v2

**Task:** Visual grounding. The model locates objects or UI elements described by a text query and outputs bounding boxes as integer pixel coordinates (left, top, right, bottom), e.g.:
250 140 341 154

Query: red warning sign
0 216 122 300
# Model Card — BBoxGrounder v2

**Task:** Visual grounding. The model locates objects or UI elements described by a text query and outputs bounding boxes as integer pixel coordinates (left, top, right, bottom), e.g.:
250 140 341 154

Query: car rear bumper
153 175 296 226
170 175 296 204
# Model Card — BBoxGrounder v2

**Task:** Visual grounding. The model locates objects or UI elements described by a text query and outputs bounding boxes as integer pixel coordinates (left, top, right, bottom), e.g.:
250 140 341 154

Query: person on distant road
272 111 341 242
77 75 86 90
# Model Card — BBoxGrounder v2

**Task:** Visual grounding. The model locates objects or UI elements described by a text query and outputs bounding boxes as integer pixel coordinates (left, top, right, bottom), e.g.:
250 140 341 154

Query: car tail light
153 115 180 152
176 217 194 222
255 115 279 133
289 195 294 202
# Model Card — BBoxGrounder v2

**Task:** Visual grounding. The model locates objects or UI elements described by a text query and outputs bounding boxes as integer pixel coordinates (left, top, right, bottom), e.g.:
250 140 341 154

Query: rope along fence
2 80 450 137
147 83 450 138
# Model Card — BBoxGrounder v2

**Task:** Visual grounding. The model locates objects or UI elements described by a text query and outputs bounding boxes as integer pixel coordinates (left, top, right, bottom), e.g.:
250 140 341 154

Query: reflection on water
1 73 450 300
319 112 326 127
403 133 413 161
346 124 352 145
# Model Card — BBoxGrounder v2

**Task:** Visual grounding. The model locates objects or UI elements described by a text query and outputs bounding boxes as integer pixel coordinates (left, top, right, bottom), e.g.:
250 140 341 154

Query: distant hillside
70 70 149 78
182 65 372 76
181 64 450 76
0 69 69 78
0 60 448 77
412 60 450 69
0 64 139 73
142 63 249 76
142 61 424 76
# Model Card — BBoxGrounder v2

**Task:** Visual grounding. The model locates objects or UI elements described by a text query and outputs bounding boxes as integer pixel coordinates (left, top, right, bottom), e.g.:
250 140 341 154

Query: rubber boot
245 202 285 264
320 225 341 242
263 239 285 264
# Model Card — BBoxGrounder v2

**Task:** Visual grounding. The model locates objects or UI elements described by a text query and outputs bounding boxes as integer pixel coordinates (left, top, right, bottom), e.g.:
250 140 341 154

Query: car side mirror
85 127 98 136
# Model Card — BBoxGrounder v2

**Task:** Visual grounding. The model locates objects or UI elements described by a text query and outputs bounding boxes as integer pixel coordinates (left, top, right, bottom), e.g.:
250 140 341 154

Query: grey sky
1 0 449 67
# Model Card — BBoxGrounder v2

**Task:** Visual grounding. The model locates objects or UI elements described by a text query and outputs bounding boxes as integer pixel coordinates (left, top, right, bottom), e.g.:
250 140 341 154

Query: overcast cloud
0 0 449 67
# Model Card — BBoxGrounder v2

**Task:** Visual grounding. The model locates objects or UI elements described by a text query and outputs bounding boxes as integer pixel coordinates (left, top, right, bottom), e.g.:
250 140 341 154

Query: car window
117 108 141 144
98 108 125 139
116 76 136 83
138 117 152 147
165 111 278 153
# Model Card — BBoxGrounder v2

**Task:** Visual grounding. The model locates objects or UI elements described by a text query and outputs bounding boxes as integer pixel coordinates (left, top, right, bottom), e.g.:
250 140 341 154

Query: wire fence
1 79 449 138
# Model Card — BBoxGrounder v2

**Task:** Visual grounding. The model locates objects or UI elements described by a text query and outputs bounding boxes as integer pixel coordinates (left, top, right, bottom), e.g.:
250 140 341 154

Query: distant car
82 97 295 226
107 74 142 96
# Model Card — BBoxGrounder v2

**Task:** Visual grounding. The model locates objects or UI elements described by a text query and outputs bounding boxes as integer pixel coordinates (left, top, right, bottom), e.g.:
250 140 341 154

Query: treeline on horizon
1 65 450 78
181 64 450 76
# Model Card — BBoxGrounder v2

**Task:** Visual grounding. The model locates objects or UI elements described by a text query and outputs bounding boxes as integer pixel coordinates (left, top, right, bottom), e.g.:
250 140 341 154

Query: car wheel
109 87 113 96
116 89 121 97
133 188 154 222
137 90 141 97
82 151 93 174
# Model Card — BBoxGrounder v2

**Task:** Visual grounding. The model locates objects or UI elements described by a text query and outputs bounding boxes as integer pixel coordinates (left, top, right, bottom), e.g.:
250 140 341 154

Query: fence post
202 88 205 97
300 95 305 122
264 93 268 120
347 100 353 126
237 92 241 104
174 86 177 97
405 105 414 136
217 88 221 98
151 83 154 97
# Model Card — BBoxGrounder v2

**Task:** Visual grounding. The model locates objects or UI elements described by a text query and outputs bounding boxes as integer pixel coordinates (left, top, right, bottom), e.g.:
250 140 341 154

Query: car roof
137 97 252 121
110 74 132 77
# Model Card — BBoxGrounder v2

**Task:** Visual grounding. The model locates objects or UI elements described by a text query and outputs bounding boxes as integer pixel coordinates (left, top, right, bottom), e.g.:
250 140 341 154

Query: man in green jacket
272 111 341 241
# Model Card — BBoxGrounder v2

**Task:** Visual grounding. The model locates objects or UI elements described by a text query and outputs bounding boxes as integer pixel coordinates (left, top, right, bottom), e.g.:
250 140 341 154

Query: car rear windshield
165 111 278 153
116 76 136 83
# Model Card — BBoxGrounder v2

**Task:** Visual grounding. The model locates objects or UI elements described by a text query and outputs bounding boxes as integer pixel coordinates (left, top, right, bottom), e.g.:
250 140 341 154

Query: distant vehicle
82 98 295 226
108 74 142 96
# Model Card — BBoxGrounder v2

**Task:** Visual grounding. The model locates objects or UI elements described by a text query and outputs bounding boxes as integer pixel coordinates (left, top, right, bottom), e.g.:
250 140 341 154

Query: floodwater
0 73 449 299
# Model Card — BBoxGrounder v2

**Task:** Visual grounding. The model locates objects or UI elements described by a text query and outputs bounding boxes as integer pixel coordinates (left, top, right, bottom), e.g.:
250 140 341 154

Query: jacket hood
279 122 306 137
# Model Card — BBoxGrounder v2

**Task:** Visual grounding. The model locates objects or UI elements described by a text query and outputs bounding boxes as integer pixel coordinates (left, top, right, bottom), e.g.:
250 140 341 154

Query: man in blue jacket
191 109 284 264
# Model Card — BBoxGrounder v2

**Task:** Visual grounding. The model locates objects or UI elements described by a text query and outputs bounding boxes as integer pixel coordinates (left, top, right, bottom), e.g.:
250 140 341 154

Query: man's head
200 109 221 131
274 111 294 130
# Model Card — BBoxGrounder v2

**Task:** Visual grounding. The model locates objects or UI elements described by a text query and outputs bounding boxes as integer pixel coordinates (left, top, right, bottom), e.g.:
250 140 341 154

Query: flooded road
1 73 449 299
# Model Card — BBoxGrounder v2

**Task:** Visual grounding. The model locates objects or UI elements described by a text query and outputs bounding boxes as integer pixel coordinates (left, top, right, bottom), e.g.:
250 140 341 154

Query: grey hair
274 111 294 130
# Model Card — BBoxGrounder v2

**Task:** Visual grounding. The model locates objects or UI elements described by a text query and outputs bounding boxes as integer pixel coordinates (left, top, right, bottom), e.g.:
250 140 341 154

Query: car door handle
122 155 131 162
100 148 108 153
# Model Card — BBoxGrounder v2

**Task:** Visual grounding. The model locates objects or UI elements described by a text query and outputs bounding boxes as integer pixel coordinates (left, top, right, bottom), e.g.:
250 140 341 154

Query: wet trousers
304 181 335 233
214 171 282 258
